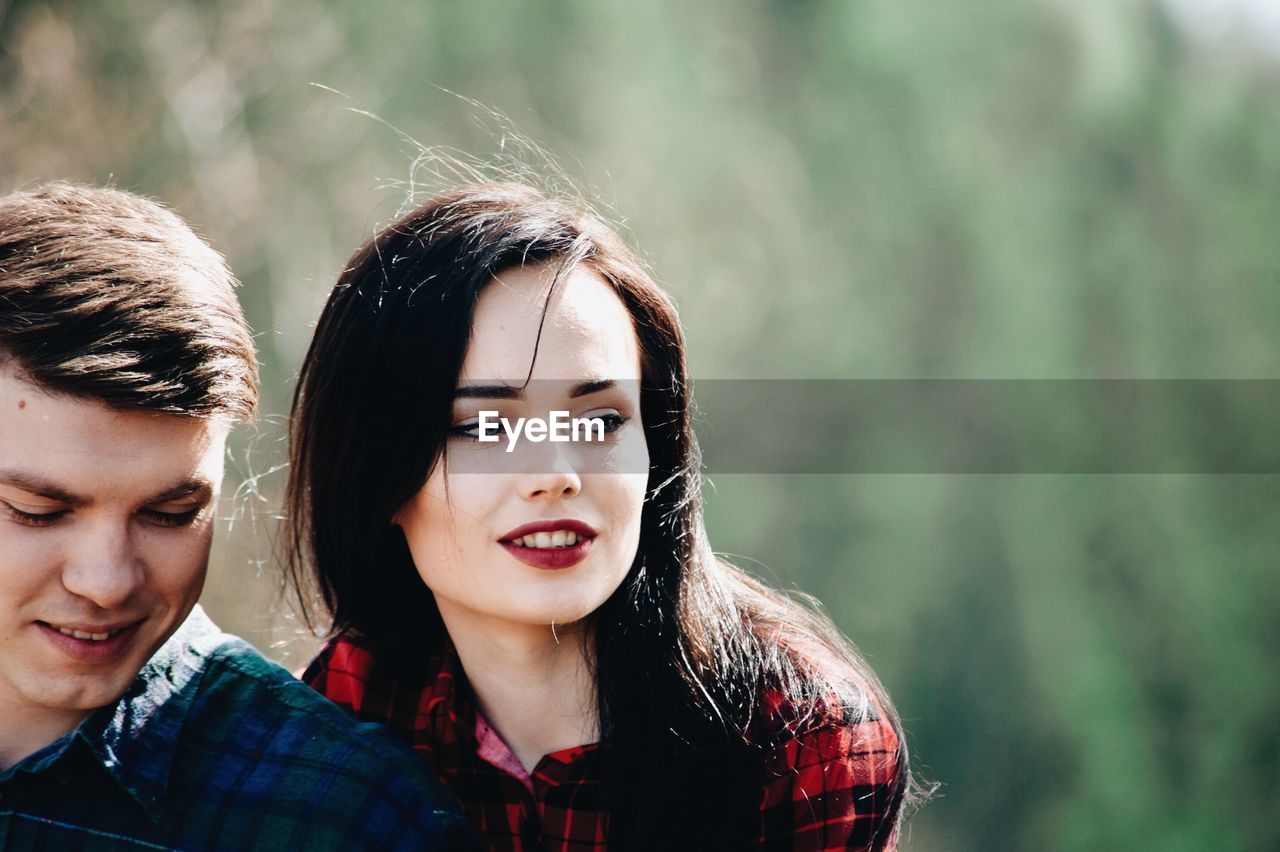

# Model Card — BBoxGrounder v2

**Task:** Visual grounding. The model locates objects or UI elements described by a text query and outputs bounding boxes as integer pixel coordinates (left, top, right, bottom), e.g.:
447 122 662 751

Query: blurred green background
3 0 1278 848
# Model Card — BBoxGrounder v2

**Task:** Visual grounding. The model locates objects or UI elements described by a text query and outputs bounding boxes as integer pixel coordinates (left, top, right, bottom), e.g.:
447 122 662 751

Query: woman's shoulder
752 683 900 765
752 685 903 850
302 631 455 720
746 627 899 750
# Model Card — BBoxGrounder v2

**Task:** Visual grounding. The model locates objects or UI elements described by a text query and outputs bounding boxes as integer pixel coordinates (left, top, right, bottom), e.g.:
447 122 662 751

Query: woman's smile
499 517 598 569
500 536 595 569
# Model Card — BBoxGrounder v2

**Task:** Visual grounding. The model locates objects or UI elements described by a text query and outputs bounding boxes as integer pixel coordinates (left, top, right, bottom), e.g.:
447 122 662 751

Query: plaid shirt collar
425 642 600 790
16 606 224 822
410 637 468 749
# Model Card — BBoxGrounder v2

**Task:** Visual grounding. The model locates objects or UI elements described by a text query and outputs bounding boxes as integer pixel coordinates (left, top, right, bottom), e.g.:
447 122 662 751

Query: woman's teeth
56 626 112 641
514 530 579 548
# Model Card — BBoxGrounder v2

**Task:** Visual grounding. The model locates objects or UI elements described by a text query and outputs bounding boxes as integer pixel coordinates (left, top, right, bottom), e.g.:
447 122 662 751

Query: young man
0 183 468 849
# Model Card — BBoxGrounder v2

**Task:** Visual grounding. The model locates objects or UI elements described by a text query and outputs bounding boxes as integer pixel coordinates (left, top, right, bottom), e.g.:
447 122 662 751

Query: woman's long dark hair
285 183 921 849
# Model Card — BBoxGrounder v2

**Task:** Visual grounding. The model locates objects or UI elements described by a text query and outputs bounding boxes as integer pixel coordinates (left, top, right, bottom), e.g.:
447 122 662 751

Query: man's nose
61 519 145 609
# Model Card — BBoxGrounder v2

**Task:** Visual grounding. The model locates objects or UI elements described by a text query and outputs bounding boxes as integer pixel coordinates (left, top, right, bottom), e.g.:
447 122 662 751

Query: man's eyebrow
0 470 216 507
0 469 90 505
453 379 620 401
145 477 216 505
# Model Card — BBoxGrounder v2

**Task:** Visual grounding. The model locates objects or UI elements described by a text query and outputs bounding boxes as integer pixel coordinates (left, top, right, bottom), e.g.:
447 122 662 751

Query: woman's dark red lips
499 519 597 542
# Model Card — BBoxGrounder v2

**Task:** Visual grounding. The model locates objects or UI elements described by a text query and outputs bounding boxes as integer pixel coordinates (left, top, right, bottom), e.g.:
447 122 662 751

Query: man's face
0 366 227 736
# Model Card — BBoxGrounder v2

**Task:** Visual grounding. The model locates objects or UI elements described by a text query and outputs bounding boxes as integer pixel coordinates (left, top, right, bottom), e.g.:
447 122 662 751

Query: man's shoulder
160 631 469 848
186 633 441 779
194 632 372 728
197 635 372 724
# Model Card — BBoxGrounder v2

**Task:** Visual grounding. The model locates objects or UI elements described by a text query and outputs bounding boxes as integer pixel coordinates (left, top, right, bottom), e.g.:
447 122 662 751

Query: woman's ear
389 484 428 528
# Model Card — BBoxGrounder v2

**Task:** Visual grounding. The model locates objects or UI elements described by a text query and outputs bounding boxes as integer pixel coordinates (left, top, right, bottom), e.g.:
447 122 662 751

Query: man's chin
31 669 139 714
31 641 158 711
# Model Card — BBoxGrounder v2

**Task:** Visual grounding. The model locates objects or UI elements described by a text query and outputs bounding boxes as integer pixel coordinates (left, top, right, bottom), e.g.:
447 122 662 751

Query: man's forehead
0 368 228 503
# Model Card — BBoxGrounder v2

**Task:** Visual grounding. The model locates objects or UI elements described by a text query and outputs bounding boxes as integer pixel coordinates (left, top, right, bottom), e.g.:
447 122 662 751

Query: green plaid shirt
0 606 470 850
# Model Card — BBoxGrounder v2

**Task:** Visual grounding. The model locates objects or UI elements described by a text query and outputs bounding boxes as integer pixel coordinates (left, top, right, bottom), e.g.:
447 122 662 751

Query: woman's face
394 262 649 639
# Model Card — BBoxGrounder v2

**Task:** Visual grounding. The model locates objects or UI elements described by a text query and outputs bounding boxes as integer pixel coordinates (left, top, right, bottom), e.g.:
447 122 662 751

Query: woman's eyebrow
453 379 618 400
454 384 523 400
570 379 616 398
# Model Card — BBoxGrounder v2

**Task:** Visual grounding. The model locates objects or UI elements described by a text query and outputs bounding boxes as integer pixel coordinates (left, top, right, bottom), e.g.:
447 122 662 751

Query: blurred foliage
3 0 1278 848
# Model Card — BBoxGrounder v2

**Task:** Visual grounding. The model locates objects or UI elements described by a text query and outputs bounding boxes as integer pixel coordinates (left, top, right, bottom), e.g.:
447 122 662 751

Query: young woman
286 183 918 850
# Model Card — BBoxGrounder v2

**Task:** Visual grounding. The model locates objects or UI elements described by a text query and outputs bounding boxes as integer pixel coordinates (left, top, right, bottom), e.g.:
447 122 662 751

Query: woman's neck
438 604 598 773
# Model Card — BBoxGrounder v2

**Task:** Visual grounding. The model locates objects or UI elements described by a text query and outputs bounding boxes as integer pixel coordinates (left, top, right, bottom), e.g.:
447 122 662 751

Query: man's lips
36 618 145 664
37 619 139 640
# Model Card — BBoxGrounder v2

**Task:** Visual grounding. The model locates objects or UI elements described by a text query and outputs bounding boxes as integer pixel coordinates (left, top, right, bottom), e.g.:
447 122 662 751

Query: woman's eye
585 411 629 434
447 411 629 442
449 419 484 439
141 507 202 528
1 501 66 527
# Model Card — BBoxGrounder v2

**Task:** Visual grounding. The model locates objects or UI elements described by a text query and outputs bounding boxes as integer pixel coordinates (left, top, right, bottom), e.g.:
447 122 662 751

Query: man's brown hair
0 182 257 418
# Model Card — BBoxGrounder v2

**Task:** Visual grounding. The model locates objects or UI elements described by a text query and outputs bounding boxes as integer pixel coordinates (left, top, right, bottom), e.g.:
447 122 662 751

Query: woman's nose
516 438 583 502
518 466 582 502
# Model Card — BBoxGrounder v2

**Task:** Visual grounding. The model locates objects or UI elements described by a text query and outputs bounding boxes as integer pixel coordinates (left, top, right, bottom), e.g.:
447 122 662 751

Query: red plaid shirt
303 634 901 851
